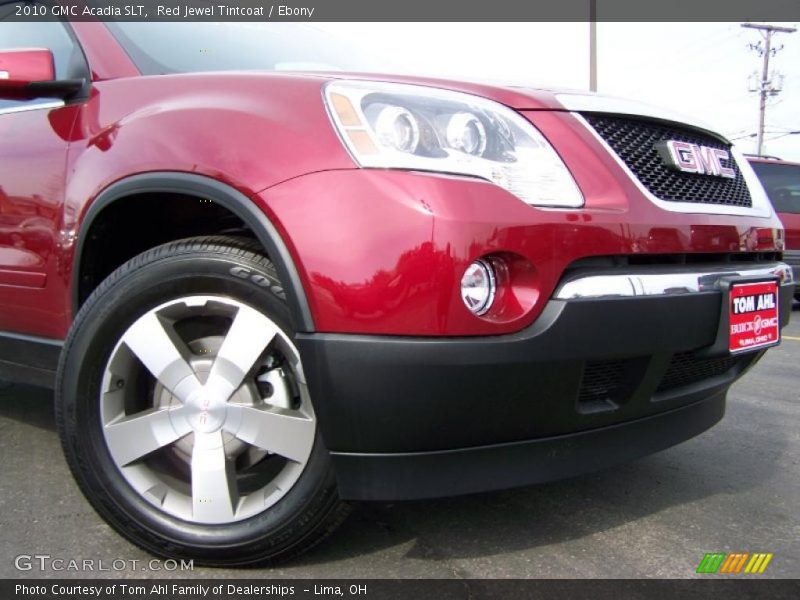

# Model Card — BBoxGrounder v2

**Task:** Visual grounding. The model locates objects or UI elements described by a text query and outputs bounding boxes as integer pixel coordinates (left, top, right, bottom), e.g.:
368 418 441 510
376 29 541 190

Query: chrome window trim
0 100 65 116
570 112 774 219
555 263 793 300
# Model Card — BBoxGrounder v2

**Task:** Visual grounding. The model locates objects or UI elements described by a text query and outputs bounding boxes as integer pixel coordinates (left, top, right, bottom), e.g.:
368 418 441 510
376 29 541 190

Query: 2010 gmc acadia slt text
0 16 794 565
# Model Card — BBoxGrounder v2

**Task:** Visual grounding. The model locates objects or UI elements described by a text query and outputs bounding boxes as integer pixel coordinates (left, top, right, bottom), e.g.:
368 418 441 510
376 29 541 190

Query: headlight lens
373 105 420 153
446 112 487 156
324 81 583 208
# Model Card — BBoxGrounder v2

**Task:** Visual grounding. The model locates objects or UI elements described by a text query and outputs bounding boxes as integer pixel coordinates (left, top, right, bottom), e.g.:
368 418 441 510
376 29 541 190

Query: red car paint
0 22 786 342
749 157 800 250
0 48 55 87
749 156 800 295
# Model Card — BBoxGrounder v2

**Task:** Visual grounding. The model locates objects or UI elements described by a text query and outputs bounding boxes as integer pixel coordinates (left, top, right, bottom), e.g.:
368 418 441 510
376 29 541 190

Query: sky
316 22 800 161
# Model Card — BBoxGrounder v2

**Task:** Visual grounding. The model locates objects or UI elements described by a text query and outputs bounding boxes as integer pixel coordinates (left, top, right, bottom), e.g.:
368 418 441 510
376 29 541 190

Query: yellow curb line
783 336 800 341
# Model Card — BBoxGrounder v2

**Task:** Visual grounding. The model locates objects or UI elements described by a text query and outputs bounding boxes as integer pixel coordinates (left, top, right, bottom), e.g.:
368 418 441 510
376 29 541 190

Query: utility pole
741 23 796 156
589 0 597 91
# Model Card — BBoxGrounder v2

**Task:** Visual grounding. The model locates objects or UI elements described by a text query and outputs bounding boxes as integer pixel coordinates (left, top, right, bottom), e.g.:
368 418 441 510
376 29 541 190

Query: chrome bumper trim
554 263 793 300
0 100 64 117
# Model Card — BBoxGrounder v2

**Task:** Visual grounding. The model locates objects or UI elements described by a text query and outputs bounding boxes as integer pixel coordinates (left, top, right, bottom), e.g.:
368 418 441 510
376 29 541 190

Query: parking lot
1 306 798 580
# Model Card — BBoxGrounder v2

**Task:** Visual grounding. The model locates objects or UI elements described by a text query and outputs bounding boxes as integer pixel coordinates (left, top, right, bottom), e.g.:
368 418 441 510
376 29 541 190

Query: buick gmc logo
656 140 736 179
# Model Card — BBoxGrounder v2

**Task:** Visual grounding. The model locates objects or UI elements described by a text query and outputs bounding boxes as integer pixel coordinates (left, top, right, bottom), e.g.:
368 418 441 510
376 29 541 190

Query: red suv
0 18 793 565
748 156 800 299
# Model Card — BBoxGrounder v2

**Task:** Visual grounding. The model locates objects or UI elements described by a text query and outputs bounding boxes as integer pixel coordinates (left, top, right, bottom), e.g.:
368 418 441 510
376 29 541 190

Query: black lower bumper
297 282 793 501
331 393 726 501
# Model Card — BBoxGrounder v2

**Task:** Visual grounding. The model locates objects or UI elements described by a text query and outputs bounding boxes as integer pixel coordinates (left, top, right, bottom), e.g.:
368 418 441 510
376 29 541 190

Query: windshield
750 162 800 214
105 22 384 76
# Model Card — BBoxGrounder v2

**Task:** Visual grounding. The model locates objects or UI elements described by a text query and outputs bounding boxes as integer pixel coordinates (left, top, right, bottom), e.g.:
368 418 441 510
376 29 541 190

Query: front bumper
299 277 794 501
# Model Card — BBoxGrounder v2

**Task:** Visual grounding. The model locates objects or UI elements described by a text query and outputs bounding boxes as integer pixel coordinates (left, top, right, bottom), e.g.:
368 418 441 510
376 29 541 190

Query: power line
621 25 739 76
620 28 746 99
732 131 800 142
741 23 796 155
765 131 800 141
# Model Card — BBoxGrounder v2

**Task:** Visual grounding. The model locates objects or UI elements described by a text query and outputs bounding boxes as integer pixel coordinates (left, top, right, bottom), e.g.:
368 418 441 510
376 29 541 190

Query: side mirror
0 48 84 100
0 48 56 86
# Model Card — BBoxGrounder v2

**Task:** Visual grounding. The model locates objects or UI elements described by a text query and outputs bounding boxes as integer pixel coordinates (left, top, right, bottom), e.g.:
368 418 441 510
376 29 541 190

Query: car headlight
324 81 583 208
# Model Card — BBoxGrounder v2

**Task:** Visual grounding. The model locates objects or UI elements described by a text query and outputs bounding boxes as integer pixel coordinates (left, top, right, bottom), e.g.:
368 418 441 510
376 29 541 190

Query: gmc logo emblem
656 140 736 179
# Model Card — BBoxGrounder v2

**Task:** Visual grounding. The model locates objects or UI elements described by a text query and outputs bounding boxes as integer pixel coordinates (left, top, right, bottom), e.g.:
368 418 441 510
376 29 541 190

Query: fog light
461 260 496 316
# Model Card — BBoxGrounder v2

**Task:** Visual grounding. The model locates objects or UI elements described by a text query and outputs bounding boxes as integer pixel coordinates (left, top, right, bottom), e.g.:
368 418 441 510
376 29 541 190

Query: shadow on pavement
296 403 785 565
0 346 790 569
0 383 55 432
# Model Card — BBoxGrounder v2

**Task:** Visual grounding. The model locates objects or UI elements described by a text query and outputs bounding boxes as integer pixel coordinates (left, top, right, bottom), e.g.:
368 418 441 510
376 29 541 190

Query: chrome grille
583 114 753 208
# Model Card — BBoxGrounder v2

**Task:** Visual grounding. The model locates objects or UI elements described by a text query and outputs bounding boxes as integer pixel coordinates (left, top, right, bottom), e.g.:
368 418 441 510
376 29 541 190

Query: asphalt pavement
1 306 798 579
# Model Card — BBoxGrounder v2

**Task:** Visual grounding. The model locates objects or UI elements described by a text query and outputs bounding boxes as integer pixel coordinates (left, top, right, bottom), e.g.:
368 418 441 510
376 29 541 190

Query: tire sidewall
57 246 336 562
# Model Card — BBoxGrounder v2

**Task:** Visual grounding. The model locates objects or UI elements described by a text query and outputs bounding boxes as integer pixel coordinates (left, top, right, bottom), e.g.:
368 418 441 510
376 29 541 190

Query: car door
0 9 86 339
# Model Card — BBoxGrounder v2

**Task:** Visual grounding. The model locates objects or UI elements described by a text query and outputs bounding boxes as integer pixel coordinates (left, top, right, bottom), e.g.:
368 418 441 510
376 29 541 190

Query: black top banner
3 0 800 22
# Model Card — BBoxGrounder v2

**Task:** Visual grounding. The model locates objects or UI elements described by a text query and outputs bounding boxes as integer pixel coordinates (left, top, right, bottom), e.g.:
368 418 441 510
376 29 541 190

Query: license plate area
728 279 780 354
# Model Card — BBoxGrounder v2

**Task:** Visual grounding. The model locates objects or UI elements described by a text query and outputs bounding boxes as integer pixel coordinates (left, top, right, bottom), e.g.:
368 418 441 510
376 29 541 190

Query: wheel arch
73 172 315 333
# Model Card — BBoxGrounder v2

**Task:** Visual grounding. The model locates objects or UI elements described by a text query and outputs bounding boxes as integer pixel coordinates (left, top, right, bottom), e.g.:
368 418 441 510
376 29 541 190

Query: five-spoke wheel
56 237 348 565
102 295 316 524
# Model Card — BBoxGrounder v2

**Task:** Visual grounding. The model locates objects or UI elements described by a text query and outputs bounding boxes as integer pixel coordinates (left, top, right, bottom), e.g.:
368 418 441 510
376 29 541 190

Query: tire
56 236 349 566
